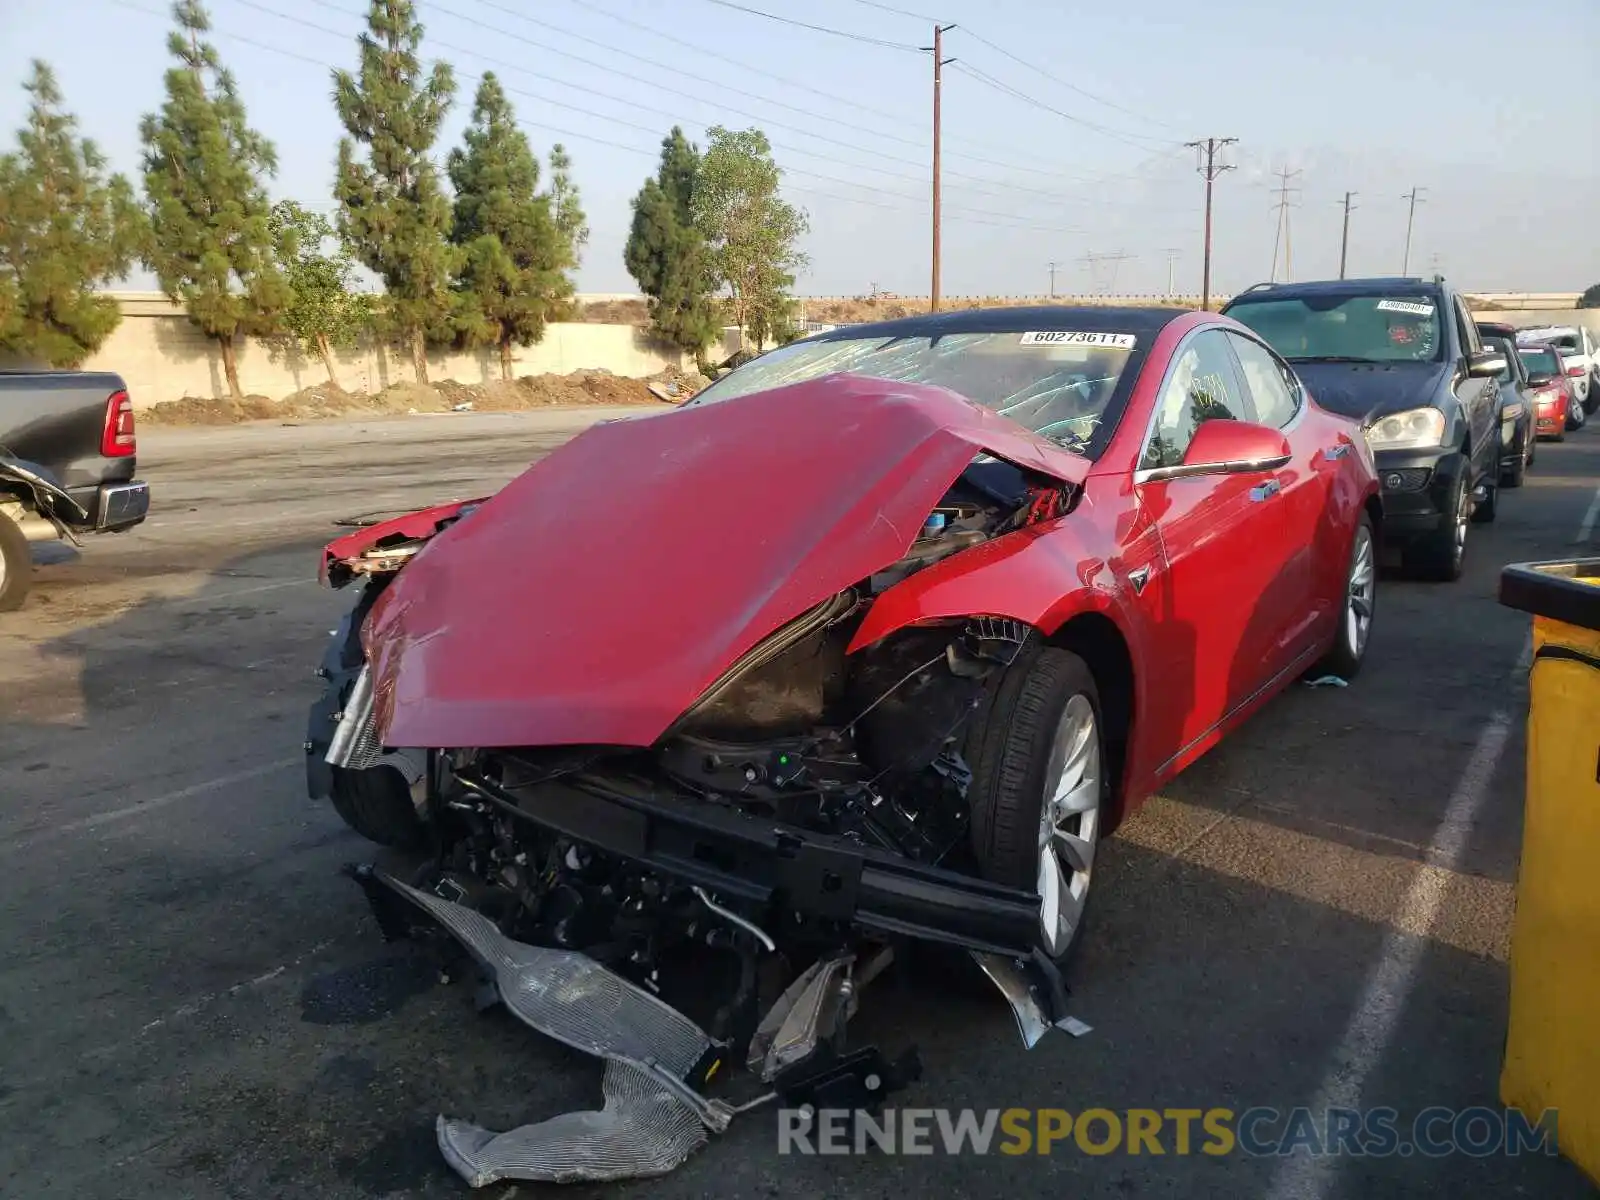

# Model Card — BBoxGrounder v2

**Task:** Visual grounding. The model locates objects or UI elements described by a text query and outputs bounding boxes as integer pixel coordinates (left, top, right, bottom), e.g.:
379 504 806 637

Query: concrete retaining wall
59 293 689 409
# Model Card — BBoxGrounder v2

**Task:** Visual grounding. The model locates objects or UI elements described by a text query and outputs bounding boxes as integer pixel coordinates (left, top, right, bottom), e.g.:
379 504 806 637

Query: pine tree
447 74 574 380
623 127 720 366
0 61 146 366
692 126 807 349
269 200 373 387
139 1 287 400
333 0 456 384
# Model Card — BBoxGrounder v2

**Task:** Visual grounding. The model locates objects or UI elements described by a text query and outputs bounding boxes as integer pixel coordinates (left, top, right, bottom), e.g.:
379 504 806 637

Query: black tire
1527 435 1536 468
0 509 32 613
967 644 1107 968
1471 474 1498 524
1568 396 1586 431
1500 434 1527 488
1407 468 1468 582
1314 513 1376 680
330 764 424 848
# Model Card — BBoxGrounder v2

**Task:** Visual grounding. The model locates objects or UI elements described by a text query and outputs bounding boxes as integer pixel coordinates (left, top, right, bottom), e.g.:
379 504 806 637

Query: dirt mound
137 368 684 426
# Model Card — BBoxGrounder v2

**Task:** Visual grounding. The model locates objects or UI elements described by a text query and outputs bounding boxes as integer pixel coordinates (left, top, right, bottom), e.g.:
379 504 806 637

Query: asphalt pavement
2 406 1598 1199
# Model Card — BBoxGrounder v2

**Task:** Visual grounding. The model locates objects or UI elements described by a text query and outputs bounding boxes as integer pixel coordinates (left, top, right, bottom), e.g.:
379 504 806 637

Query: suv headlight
1365 407 1445 450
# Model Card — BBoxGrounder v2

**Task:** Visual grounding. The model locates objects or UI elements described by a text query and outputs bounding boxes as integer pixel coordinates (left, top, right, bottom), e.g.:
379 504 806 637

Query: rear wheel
1471 474 1498 524
0 509 32 612
1568 394 1587 431
967 646 1106 967
1314 514 1376 679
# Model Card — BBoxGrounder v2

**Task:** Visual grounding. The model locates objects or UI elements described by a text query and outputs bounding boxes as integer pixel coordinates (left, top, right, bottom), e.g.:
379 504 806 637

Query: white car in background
1516 324 1596 414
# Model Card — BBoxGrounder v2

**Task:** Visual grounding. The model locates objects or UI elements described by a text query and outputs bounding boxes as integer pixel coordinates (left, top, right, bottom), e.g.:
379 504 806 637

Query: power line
834 0 1183 132
111 0 1088 236
951 62 1173 151
307 0 1154 210
698 0 923 51
1186 136 1237 310
566 0 1157 186
247 0 1096 228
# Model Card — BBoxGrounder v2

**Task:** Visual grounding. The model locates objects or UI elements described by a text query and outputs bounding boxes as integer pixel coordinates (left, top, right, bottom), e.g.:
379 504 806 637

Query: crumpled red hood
365 374 1089 749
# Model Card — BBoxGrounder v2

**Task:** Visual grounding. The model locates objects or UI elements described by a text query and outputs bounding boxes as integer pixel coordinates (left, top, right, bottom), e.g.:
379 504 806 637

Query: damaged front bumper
351 864 1088 1187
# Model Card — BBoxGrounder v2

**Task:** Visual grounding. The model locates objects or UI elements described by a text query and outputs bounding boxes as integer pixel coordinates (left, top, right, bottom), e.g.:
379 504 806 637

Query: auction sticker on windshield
1019 331 1138 348
1375 300 1434 316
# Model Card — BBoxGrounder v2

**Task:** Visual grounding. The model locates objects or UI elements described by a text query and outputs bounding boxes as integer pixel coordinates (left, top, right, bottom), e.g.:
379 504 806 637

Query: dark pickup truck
0 371 152 610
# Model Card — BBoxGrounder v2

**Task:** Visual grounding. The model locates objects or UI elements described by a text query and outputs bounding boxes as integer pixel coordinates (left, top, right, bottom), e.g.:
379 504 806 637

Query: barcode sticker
1019 331 1137 348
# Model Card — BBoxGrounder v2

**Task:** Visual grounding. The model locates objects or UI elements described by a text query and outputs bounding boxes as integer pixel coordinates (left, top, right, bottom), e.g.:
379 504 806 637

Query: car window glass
1140 331 1247 471
1228 334 1301 428
1455 301 1480 355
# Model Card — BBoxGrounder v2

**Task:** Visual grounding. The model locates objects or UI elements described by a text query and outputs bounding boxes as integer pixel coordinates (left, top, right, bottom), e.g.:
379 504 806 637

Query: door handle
1250 478 1282 502
1322 444 1349 461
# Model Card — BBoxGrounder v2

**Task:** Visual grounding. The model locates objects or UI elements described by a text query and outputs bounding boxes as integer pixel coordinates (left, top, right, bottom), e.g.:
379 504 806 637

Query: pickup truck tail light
101 390 136 457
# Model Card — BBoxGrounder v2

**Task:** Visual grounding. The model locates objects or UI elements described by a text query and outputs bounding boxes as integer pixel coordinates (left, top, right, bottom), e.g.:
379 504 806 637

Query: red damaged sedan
306 306 1381 1184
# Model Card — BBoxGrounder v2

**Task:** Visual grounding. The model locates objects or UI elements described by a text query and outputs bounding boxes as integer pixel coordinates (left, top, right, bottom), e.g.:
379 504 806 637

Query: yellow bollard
1498 558 1600 1187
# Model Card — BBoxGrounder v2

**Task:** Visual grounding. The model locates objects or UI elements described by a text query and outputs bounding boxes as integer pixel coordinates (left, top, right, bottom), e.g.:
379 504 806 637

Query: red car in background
303 306 1382 1185
1518 340 1582 439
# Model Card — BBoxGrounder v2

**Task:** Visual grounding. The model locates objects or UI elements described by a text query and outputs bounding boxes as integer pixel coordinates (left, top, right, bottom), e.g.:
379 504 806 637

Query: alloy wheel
1346 523 1376 659
1452 479 1469 569
1037 693 1102 957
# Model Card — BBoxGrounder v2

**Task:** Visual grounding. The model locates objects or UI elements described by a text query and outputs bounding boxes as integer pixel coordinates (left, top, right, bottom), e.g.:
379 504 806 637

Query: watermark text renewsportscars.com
777 1106 1559 1159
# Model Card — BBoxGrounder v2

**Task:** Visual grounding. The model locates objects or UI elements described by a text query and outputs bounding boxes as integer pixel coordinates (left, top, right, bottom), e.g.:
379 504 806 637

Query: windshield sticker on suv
1375 299 1435 316
1019 331 1137 348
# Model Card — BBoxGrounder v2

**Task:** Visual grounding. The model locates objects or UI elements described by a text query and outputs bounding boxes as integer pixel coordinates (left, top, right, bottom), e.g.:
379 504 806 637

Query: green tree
447 74 576 380
624 127 721 366
268 200 373 387
0 61 145 367
333 0 457 383
692 125 808 347
1579 283 1600 309
139 0 288 400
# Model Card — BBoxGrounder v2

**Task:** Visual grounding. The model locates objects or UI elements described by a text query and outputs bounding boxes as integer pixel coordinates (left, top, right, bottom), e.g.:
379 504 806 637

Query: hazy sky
3 0 1596 298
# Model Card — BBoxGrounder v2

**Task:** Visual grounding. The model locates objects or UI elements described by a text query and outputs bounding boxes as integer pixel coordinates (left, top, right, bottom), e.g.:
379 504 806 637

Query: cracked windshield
687 331 1136 454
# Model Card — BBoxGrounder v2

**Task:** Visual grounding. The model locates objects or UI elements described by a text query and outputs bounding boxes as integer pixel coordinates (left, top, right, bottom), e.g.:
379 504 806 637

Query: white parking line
1 759 297 856
1266 636 1531 1199
1578 483 1600 545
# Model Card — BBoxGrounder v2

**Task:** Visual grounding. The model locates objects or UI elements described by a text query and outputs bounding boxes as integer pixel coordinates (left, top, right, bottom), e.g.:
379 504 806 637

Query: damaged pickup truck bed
304 306 1382 1186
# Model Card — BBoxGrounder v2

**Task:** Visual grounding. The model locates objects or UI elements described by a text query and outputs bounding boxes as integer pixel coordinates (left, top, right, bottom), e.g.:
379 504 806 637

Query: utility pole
1185 136 1237 311
1401 186 1427 275
924 23 957 312
1048 260 1058 298
1268 166 1302 283
1159 248 1181 297
1337 191 1357 279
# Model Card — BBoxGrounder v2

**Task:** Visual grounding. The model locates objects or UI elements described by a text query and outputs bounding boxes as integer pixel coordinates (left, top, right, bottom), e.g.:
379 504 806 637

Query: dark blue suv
1221 277 1506 582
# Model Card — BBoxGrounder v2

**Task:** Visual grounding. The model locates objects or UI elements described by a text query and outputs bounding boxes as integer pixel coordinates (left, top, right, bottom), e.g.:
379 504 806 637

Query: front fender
847 521 1124 653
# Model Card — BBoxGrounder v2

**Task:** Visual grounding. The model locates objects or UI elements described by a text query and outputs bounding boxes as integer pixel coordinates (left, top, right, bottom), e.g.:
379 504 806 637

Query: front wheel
0 509 32 612
1569 394 1587 431
1407 469 1468 582
330 764 425 848
967 646 1106 967
1314 513 1376 679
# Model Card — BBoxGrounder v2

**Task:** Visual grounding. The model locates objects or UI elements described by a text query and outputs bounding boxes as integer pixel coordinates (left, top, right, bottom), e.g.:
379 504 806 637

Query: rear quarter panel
0 372 134 489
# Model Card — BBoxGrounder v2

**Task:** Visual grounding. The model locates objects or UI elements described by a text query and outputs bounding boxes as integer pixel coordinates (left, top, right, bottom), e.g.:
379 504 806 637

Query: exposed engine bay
308 457 1095 1187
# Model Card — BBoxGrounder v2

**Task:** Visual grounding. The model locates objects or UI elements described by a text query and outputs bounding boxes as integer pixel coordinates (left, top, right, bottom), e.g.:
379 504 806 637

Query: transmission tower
1269 166 1303 283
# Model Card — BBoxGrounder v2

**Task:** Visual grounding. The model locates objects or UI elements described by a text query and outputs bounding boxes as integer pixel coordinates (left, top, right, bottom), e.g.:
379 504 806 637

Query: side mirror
1138 419 1292 483
1526 372 1554 388
1468 349 1507 378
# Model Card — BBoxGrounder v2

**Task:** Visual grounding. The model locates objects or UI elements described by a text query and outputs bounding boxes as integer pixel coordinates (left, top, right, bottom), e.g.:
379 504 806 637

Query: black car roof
806 304 1189 342
1224 277 1442 303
